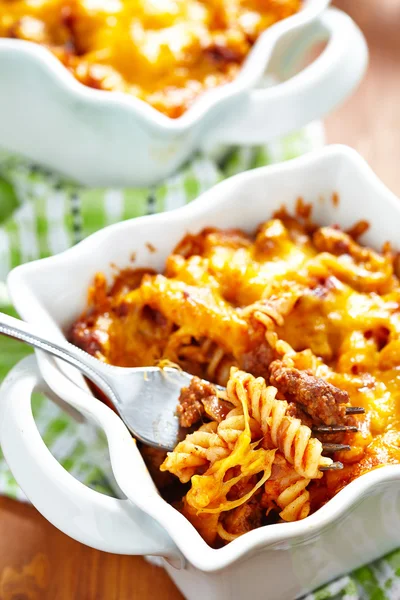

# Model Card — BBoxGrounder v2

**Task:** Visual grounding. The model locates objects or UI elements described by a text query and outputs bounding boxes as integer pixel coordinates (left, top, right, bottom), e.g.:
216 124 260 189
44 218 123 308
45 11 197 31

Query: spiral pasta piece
312 227 393 292
218 378 313 522
217 407 262 446
183 375 277 515
227 368 331 478
242 295 299 360
160 422 229 483
162 366 332 542
277 478 310 521
263 453 311 522
217 521 241 542
200 338 237 385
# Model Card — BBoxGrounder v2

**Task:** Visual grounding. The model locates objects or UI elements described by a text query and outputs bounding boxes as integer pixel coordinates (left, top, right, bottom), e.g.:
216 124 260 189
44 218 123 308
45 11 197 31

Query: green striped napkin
1 124 400 599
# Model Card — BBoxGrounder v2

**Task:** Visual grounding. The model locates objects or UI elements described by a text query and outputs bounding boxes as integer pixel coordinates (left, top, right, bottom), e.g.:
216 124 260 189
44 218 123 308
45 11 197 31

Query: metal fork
0 313 363 467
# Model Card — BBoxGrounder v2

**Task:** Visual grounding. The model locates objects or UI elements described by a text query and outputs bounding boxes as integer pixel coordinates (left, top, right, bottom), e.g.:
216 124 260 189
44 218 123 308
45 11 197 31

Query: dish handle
0 356 183 567
204 8 368 146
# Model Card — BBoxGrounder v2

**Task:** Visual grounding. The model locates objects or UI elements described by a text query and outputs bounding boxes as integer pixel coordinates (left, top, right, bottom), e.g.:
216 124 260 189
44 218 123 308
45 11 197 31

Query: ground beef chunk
177 377 207 428
313 226 378 267
346 220 369 240
204 44 243 65
202 395 232 424
69 320 103 356
313 227 352 256
269 360 349 426
393 253 400 280
177 377 231 428
222 499 263 537
240 339 275 380
286 401 347 443
285 402 314 429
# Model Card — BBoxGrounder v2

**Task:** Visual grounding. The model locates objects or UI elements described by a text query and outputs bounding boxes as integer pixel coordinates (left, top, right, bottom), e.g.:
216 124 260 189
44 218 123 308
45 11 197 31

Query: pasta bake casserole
0 0 300 117
70 205 400 546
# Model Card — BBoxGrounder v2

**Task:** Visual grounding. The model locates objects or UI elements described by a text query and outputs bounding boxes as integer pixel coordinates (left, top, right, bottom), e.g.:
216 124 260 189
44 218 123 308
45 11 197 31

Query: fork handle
0 311 118 406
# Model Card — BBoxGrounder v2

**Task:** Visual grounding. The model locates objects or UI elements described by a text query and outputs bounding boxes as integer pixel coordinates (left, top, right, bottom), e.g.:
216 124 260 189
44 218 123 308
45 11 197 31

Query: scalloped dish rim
0 0 330 131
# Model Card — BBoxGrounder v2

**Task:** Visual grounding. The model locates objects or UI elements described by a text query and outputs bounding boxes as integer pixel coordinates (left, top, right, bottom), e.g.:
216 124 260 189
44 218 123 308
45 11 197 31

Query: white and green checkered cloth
1 125 399 599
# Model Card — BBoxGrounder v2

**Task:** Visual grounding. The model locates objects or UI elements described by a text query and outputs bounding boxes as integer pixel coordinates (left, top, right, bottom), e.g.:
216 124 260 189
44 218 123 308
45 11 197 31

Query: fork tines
312 406 365 435
345 406 365 415
315 406 364 472
320 461 344 471
322 443 351 453
313 424 358 433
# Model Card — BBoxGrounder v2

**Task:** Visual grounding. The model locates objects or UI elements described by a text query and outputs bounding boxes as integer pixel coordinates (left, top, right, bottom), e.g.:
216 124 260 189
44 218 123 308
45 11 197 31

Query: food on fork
161 367 331 545
0 0 301 117
70 206 400 546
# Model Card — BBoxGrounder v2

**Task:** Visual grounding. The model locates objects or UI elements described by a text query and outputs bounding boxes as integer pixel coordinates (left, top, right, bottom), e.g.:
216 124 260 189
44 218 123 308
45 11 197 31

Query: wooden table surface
326 0 400 196
1 1 399 598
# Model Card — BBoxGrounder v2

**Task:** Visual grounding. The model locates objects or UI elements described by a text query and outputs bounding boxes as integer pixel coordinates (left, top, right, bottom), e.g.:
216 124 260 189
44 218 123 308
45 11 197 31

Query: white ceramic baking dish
2 145 400 599
0 4 367 187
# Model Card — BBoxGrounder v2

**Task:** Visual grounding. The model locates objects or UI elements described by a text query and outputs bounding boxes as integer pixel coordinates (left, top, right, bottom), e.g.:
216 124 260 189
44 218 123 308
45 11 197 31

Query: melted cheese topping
0 0 301 117
69 213 400 512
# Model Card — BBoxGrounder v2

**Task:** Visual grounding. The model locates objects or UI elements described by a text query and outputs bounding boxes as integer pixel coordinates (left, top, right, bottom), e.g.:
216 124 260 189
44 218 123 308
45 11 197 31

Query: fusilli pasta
160 422 229 483
263 453 311 522
226 368 332 478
